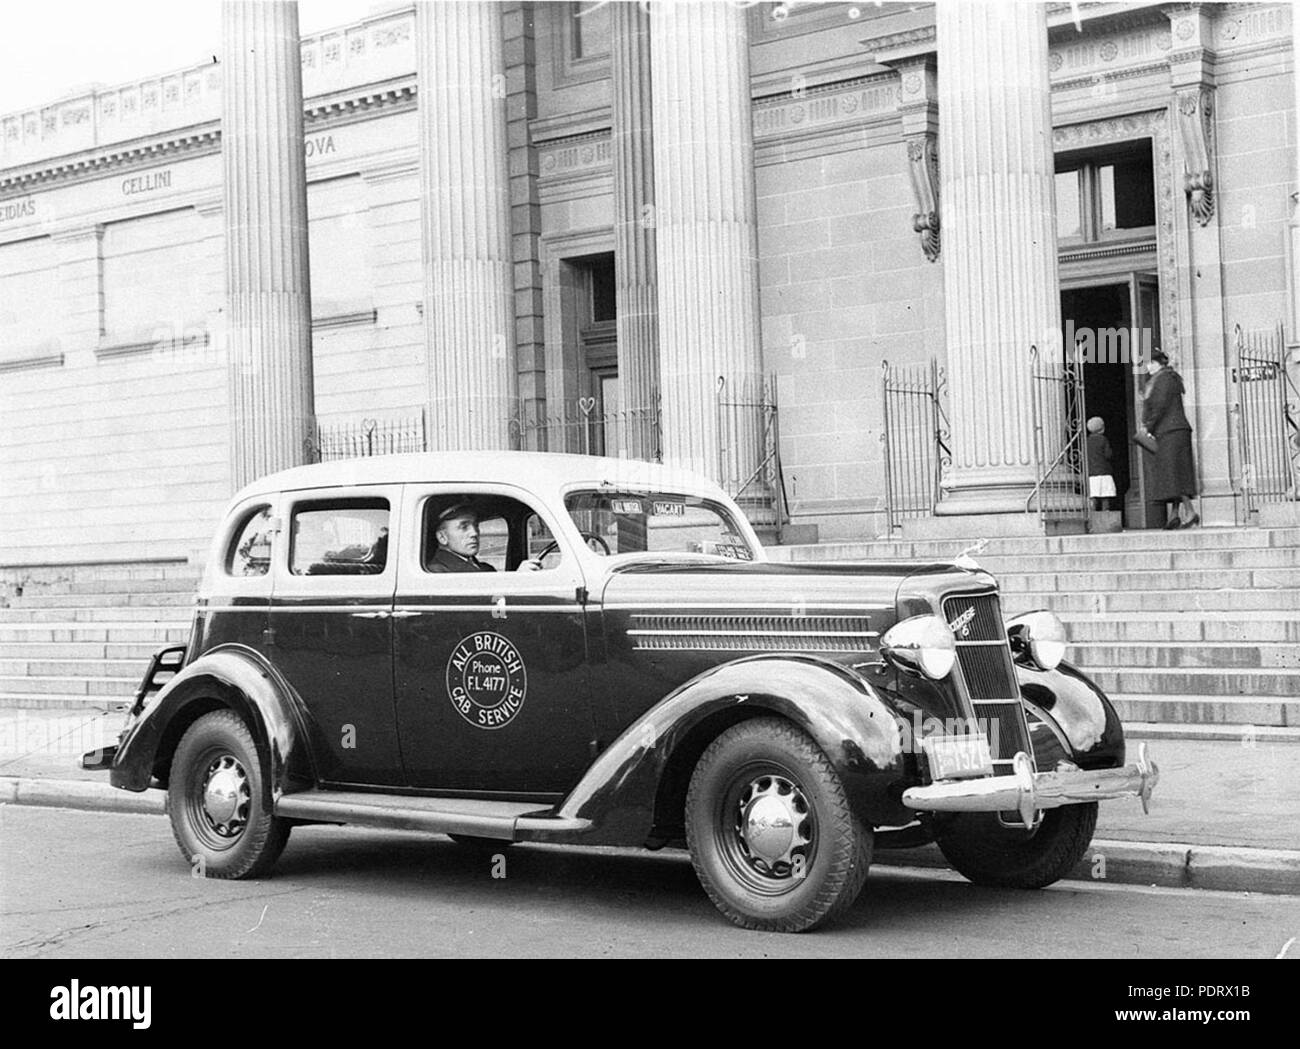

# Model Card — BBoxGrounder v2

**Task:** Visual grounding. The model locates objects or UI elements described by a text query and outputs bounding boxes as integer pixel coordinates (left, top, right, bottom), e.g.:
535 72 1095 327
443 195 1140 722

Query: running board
275 790 591 842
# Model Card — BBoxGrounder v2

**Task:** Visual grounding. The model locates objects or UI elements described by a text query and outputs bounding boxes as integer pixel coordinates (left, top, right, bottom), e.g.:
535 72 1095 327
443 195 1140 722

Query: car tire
167 709 290 879
685 717 872 933
935 802 1098 889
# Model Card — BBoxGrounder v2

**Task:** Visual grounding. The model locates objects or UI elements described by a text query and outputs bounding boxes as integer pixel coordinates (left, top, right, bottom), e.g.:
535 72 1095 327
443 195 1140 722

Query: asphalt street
3 805 1297 959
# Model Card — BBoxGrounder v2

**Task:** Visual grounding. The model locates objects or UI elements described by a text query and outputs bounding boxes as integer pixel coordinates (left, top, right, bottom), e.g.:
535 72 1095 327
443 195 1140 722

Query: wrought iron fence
511 398 662 461
1026 342 1089 524
715 373 788 535
880 358 950 531
1233 322 1300 515
313 413 427 461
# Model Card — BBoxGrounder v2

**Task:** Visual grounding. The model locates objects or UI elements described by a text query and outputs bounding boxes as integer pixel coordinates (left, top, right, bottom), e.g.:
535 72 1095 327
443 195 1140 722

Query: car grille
941 592 1033 770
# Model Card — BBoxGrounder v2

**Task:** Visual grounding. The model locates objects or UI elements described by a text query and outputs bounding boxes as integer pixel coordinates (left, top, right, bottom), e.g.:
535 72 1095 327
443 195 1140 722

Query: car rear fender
548 655 909 846
109 646 313 795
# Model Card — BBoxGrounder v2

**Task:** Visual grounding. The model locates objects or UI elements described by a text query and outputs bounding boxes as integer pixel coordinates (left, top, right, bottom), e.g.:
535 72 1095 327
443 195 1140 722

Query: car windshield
564 489 755 561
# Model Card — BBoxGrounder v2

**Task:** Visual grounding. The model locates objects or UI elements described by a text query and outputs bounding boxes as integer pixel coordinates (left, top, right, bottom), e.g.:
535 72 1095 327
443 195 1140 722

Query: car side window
290 499 390 576
227 506 274 577
421 495 562 573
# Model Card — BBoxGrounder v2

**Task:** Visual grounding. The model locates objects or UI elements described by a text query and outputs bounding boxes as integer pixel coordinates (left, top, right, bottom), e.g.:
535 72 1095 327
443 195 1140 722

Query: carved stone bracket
905 133 940 262
1175 86 1215 226
874 48 939 262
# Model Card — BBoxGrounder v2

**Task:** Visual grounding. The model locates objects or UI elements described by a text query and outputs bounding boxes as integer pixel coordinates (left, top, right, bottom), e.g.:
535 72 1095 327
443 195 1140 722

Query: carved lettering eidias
0 197 36 223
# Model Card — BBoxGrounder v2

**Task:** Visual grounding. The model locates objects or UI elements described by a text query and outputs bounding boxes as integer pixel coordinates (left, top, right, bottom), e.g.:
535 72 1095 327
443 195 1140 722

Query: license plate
923 734 994 781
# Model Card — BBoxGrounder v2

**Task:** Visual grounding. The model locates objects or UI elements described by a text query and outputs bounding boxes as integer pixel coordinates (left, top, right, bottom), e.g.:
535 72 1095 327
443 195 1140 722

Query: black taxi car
87 451 1158 932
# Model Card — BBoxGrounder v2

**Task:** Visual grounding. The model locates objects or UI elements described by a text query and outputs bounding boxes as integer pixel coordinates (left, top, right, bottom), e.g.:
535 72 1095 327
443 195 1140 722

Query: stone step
0 624 190 644
0 694 134 711
0 640 166 661
1004 589 1300 613
0 658 146 679
17 576 200 597
0 675 137 697
960 547 1300 573
0 561 197 583
1069 641 1300 669
997 566 1300 592
1086 666 1300 698
1057 613 1300 644
10 590 196 609
0 606 193 624
1110 693 1298 727
774 526 1300 562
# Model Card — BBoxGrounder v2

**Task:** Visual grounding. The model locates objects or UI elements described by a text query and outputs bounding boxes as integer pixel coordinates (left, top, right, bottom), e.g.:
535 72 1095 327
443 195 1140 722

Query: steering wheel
534 532 610 565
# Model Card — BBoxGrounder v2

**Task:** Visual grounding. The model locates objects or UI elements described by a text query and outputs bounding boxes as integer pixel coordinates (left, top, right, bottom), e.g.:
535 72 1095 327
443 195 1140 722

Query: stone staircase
771 525 1300 728
0 562 198 710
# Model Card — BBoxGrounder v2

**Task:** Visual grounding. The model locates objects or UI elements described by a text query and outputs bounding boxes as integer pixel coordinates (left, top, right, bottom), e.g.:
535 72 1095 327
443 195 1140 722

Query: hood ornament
954 537 989 571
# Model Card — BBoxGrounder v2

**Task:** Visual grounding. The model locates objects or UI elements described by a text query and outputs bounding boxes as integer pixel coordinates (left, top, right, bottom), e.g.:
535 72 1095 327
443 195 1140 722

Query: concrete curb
1 775 164 816
5 775 1298 896
873 840 1300 896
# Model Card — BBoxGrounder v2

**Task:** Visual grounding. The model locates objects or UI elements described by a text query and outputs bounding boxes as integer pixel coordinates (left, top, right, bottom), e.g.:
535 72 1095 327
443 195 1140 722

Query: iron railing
1232 322 1300 516
313 413 427 461
1026 343 1089 525
512 398 662 461
881 358 950 531
715 373 788 537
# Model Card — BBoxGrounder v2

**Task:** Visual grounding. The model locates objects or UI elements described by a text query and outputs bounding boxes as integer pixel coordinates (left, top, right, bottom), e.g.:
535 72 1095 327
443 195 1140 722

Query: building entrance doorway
1060 273 1162 528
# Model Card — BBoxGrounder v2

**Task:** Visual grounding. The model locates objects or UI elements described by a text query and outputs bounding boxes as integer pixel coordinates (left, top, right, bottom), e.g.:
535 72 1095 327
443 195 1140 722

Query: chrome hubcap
201 755 249 837
736 775 811 875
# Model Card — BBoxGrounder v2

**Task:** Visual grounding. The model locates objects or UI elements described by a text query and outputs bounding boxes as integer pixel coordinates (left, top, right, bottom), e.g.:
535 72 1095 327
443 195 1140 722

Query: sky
0 1 386 116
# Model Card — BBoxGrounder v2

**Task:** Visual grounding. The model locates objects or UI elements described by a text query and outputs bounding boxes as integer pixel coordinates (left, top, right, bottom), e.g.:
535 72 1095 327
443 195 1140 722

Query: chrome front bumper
902 743 1159 827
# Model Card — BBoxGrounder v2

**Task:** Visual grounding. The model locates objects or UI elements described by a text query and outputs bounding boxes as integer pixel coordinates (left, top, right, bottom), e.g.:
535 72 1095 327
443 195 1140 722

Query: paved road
3 806 1297 959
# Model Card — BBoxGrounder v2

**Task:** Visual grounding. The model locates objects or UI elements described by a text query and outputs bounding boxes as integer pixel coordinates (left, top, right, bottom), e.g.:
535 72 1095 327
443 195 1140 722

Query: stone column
612 0 659 460
221 0 315 491
933 3 1063 517
650 2 763 483
415 1 515 451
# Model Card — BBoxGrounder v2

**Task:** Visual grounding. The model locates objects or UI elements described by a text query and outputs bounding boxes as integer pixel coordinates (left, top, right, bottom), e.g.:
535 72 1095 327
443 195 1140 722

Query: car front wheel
167 709 290 879
685 717 872 933
935 802 1098 889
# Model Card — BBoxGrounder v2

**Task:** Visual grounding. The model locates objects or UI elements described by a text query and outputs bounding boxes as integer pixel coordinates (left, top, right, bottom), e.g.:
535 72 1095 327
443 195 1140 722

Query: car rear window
226 506 274 576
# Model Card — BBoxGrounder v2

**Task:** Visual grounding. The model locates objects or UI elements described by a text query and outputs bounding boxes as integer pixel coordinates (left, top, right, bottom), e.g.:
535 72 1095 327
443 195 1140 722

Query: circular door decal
446 632 528 730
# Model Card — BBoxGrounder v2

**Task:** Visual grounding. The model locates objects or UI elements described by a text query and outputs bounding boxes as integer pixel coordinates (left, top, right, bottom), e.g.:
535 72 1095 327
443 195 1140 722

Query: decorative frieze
752 76 899 139
538 133 611 179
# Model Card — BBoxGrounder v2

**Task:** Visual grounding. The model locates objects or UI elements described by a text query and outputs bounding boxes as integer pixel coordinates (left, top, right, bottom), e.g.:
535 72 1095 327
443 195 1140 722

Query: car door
392 483 595 796
270 485 403 786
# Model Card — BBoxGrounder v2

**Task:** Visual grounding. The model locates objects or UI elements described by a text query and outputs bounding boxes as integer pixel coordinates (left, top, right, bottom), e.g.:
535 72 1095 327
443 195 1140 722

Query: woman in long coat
1141 349 1198 528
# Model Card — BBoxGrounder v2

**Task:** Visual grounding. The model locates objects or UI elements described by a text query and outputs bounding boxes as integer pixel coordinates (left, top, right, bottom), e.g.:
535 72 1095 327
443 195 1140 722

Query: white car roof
230 450 730 505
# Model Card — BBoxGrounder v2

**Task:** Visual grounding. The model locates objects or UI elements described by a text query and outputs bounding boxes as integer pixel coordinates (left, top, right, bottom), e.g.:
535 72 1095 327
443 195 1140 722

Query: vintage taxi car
86 451 1158 932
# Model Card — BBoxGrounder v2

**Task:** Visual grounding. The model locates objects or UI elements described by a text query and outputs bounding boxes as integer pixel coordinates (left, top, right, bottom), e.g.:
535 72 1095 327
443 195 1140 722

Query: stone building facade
1 1 1296 570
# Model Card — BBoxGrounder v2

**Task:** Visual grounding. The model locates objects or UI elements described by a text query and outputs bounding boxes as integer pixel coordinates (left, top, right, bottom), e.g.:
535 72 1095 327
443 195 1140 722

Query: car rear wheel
935 802 1098 889
167 710 290 879
685 717 872 933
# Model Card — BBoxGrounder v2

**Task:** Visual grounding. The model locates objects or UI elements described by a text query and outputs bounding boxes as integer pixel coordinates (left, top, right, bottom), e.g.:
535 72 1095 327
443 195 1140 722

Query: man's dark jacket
427 547 496 573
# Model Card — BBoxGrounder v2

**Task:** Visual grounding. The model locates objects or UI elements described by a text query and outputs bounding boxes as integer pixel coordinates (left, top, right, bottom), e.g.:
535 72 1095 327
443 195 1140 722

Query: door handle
390 610 421 619
350 610 389 619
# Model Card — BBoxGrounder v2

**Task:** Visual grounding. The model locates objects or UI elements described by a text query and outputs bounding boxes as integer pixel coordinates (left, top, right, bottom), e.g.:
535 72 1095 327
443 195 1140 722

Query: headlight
1007 610 1067 671
880 615 957 680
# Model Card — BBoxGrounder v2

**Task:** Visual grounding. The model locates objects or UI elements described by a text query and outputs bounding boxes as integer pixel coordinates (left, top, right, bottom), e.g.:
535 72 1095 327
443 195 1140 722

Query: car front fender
110 646 314 796
541 655 910 847
1016 660 1126 771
